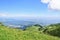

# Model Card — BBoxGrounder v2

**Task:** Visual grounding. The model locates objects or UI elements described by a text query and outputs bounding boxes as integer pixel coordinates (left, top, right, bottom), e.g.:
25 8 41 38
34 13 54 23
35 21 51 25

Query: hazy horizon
0 0 60 25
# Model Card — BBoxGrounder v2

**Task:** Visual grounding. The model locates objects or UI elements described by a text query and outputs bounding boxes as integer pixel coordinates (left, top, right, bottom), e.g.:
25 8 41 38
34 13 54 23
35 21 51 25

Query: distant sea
0 18 60 28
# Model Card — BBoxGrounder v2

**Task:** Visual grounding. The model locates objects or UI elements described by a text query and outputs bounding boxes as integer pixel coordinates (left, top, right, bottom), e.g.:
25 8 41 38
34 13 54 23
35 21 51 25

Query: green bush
43 23 60 37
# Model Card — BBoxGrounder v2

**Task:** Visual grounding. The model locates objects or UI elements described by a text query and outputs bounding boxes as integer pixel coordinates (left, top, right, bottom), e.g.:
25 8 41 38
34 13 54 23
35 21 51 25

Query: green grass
0 25 60 40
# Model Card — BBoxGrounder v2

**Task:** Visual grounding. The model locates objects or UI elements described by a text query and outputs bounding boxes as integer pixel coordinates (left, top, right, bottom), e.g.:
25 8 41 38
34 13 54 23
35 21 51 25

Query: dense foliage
0 23 60 40
43 23 60 37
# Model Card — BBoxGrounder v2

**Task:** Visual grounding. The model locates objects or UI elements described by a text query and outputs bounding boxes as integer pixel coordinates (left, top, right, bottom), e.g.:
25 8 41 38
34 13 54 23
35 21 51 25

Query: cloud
41 0 60 10
0 13 60 19
41 0 50 3
0 13 40 18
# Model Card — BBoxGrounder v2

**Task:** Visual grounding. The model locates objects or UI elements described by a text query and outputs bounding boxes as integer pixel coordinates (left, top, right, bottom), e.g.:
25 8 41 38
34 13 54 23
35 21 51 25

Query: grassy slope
0 26 60 40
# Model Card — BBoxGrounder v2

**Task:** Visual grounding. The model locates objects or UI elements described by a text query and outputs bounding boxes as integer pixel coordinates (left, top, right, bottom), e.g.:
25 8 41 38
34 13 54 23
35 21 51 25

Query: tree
34 24 43 28
0 22 4 26
43 23 60 37
34 24 43 31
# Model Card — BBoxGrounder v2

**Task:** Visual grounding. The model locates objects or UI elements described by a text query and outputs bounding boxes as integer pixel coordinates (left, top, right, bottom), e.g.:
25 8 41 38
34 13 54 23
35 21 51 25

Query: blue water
0 17 60 28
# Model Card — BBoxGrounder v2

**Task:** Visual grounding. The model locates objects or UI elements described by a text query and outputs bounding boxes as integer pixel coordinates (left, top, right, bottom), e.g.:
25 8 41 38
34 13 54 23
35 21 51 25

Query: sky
0 0 60 19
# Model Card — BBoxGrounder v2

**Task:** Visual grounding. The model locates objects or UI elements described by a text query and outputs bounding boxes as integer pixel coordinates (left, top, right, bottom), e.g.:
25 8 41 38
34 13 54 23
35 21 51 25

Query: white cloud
41 0 50 3
0 13 40 18
0 14 7 17
0 13 60 19
41 0 60 10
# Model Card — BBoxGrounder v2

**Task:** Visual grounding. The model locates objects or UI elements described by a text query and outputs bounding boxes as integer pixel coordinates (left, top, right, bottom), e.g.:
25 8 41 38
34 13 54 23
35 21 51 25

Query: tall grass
0 25 60 40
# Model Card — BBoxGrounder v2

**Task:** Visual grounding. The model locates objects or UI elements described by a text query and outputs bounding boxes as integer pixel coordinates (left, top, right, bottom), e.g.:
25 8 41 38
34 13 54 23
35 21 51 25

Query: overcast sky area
0 0 60 20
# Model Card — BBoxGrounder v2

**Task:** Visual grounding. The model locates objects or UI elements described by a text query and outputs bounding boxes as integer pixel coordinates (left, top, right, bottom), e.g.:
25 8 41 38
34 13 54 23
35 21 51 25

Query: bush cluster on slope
43 23 60 37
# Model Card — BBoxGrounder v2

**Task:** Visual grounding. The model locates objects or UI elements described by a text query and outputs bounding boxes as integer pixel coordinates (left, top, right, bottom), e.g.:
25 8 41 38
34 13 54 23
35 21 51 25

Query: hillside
43 23 60 37
0 25 60 40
